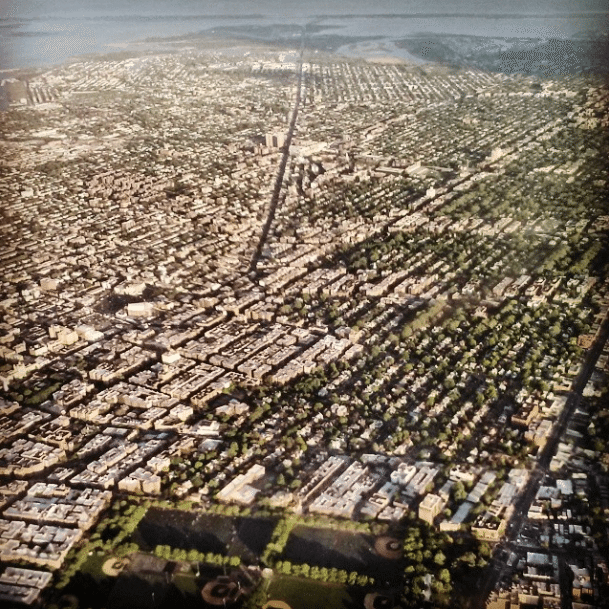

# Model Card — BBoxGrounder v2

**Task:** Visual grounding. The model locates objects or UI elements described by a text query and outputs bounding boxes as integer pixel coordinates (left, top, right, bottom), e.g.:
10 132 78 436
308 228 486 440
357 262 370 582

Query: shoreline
2 25 608 81
2 7 607 75
335 39 427 65
1 32 426 76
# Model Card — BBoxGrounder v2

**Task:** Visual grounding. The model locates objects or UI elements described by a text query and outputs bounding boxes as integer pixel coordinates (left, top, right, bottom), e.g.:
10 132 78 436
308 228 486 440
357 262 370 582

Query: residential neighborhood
0 32 608 609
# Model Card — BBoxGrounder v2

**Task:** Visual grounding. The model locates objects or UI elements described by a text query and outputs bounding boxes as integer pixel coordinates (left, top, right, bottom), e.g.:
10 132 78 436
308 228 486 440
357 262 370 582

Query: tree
452 481 466 502
356 574 369 586
242 583 268 609
460 552 477 567
478 542 492 558
485 385 498 401
438 568 450 584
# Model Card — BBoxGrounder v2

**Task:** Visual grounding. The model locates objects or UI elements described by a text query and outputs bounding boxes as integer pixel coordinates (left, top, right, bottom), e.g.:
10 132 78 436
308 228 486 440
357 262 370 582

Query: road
248 30 305 276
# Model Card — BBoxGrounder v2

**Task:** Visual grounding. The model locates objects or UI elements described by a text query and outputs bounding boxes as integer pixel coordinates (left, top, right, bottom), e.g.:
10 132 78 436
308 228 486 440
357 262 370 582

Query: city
0 28 608 609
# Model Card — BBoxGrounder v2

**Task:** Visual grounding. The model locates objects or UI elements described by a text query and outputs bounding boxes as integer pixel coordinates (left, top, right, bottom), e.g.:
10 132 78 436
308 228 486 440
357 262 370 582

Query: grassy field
266 576 362 609
282 526 403 584
63 552 115 609
133 508 276 562
79 552 108 580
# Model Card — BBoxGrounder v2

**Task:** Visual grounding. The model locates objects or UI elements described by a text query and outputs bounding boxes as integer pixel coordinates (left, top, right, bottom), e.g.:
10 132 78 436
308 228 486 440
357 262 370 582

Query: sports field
266 576 362 609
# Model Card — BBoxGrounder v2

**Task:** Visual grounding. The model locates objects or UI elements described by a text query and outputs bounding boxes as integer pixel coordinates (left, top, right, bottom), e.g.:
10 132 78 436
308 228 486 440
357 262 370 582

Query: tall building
418 493 444 525
265 133 286 148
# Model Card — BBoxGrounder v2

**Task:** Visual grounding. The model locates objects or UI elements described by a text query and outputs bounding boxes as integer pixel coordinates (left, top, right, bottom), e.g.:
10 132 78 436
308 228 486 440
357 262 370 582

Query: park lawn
266 576 355 609
79 551 108 582
134 507 276 563
282 526 402 583
172 571 199 596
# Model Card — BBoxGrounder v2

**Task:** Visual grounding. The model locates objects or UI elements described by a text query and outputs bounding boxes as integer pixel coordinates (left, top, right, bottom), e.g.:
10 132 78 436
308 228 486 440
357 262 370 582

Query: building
265 133 286 148
418 493 444 525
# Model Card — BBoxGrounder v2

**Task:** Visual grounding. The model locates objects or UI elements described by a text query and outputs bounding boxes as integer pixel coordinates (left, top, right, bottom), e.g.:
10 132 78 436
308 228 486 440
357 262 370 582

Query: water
1 0 607 69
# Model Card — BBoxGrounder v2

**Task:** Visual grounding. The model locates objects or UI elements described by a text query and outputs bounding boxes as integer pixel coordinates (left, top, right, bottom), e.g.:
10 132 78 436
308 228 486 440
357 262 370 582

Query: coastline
2 7 607 74
0 8 608 609
1 32 425 79
335 39 427 65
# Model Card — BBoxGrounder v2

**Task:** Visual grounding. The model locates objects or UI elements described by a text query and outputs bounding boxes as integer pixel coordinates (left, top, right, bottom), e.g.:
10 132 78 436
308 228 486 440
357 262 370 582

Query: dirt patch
373 536 402 560
201 576 243 606
264 601 292 609
364 592 395 609
102 557 130 577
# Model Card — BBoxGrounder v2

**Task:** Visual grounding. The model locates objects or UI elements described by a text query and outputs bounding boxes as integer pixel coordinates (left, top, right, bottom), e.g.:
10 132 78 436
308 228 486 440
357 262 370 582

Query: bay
0 0 607 70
